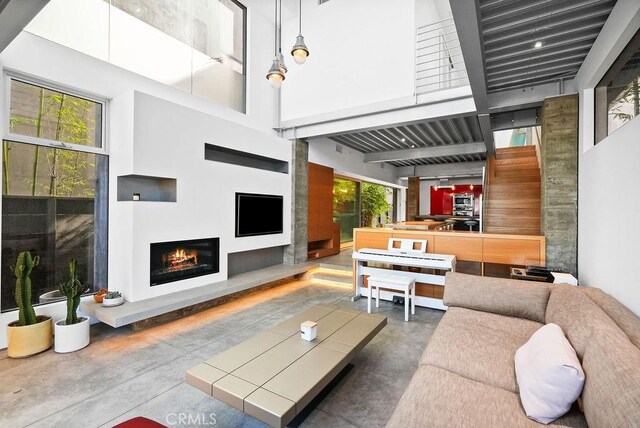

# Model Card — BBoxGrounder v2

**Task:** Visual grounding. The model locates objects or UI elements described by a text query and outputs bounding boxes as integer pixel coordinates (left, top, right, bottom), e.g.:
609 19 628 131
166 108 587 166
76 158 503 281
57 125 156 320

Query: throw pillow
515 323 585 424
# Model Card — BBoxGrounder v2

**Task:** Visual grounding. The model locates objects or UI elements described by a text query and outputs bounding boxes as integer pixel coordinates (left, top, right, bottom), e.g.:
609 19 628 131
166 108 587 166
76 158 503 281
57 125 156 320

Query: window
493 126 541 149
595 28 640 143
1 78 108 312
333 178 395 244
25 0 247 113
7 78 104 150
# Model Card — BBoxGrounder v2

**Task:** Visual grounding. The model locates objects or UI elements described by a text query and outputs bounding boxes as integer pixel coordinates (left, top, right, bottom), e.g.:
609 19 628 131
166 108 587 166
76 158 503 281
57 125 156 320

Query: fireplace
150 238 219 286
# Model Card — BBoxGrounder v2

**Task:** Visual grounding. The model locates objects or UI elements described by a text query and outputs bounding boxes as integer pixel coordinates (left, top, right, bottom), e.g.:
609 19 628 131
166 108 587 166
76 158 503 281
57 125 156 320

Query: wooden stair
484 146 541 235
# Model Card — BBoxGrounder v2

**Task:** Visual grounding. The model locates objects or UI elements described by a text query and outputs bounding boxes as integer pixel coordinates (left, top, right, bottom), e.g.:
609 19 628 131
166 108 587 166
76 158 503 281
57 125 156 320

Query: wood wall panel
307 163 319 242
482 238 541 265
434 236 482 262
354 231 392 250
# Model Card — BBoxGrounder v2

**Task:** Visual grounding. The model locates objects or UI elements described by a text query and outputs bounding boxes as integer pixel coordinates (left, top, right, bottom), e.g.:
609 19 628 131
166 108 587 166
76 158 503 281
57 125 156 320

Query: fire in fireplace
150 238 219 286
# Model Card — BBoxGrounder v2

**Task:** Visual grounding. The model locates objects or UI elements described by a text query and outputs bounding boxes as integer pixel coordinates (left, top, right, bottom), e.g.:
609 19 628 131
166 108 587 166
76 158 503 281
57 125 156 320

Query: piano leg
352 260 363 301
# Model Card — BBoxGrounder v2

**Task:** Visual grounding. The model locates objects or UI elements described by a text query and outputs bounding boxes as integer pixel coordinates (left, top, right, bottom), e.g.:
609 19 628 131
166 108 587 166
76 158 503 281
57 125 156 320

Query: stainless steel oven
453 193 474 216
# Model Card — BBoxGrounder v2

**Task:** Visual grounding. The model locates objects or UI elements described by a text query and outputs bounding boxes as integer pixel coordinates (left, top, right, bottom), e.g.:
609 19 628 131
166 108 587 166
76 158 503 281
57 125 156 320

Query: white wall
575 0 640 315
3 4 278 132
111 92 291 302
280 0 416 121
308 137 402 188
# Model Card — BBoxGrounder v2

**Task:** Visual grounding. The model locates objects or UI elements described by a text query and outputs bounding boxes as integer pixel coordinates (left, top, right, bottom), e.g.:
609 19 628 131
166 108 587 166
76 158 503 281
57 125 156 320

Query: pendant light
277 0 288 74
291 0 310 64
266 0 286 88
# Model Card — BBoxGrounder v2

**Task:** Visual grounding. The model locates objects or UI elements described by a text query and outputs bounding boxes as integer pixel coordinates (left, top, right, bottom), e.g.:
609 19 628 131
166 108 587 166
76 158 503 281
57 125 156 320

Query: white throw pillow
515 323 585 424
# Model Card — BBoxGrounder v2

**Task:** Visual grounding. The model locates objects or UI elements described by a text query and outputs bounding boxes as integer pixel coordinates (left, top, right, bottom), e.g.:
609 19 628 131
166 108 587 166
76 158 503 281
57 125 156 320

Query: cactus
58 259 89 325
13 251 40 326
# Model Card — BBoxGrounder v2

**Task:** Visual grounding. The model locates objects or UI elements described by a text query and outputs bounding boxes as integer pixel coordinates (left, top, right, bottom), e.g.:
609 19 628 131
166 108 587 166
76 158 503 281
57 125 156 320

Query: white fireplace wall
110 91 291 302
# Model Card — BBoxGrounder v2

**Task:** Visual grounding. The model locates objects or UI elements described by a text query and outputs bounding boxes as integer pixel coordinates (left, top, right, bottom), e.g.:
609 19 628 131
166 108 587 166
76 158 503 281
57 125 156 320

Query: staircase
484 146 541 235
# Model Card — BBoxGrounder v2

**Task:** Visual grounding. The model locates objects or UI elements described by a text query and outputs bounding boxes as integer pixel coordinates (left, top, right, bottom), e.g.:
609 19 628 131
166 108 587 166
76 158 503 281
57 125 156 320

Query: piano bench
367 275 416 322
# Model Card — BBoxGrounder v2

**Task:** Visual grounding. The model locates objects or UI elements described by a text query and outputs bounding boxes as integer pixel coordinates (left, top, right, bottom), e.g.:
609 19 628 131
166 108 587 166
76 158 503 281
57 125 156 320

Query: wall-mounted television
235 193 284 237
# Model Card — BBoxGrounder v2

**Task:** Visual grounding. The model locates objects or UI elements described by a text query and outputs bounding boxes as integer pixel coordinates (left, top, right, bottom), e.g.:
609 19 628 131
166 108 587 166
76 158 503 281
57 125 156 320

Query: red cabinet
430 185 483 216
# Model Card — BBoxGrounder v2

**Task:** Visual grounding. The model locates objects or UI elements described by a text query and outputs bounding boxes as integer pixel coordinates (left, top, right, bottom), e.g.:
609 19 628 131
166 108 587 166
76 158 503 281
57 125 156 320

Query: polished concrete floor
0 279 443 428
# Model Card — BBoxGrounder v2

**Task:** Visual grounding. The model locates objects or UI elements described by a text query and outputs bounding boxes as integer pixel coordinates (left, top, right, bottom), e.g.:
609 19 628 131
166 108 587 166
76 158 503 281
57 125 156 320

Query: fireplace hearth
150 238 219 286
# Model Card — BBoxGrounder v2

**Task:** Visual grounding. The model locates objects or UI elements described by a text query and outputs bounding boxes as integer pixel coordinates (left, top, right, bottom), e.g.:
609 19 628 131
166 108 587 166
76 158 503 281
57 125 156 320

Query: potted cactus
6 251 53 358
54 259 90 353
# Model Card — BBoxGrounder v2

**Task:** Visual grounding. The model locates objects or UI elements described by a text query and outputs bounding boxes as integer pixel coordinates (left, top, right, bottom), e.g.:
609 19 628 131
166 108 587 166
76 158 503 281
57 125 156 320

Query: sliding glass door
333 178 359 244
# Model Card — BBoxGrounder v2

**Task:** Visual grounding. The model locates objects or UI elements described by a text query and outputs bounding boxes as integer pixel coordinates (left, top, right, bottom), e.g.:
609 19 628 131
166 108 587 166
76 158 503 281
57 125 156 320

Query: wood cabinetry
307 163 339 259
353 228 546 300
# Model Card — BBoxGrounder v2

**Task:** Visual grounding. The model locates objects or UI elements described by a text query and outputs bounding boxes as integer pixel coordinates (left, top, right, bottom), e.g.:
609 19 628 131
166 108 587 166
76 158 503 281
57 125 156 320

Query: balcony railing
415 17 469 95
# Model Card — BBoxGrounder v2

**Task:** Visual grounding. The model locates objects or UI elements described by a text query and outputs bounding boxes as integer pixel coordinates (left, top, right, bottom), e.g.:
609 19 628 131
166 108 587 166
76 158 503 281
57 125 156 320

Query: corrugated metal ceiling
479 0 616 92
328 115 485 167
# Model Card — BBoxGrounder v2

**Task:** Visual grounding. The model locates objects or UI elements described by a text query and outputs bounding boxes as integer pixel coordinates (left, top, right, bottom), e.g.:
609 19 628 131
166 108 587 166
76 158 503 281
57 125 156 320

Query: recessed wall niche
117 175 177 202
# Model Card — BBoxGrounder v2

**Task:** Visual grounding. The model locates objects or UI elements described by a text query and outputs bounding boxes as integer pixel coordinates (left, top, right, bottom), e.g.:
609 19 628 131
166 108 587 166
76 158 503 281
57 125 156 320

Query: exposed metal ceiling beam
451 0 489 112
412 161 486 178
364 142 486 164
0 0 49 54
478 115 495 156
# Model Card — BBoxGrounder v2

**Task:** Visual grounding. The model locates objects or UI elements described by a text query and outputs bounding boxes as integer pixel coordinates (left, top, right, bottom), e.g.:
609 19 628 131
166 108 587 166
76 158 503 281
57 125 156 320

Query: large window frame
3 71 109 156
1 73 109 310
594 27 640 144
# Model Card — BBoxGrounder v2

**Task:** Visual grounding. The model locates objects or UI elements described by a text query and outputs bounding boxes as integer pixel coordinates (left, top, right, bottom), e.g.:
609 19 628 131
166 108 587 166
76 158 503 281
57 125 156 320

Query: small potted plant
102 291 124 307
54 259 90 353
7 251 53 358
93 288 108 303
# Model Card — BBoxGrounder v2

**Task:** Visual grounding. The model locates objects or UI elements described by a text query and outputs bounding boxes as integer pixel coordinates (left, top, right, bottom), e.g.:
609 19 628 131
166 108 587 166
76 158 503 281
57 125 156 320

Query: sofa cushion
386 364 587 428
582 287 640 349
515 323 585 424
545 286 621 360
582 328 640 428
444 272 550 323
421 307 542 393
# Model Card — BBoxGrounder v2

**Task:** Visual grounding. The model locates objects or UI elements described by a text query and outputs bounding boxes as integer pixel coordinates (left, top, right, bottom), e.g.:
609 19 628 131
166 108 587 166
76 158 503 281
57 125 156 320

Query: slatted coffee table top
186 304 387 428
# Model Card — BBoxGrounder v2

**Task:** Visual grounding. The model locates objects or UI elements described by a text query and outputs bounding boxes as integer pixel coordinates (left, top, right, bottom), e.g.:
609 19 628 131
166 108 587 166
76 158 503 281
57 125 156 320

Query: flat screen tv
235 193 284 237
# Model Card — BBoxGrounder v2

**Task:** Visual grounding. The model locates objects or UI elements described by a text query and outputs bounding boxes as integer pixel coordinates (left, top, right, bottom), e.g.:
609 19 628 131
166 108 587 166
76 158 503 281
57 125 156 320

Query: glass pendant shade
266 59 285 89
291 34 309 64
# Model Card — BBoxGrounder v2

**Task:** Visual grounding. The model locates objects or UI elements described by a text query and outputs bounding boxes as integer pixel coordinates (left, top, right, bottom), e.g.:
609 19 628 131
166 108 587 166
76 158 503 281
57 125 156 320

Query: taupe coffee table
186 304 387 427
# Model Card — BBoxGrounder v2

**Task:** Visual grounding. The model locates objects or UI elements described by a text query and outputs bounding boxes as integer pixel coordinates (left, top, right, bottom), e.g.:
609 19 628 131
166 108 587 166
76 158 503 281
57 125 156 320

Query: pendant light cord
278 0 283 54
299 0 302 34
274 0 278 57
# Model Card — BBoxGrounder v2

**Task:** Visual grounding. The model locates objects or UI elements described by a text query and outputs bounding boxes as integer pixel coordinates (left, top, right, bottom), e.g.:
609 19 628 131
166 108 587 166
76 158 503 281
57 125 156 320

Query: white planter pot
54 317 90 353
102 296 124 307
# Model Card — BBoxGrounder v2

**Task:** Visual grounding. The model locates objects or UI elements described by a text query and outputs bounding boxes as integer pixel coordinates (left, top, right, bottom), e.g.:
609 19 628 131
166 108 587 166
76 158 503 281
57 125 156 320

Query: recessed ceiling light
401 138 406 142
534 40 543 49
411 144 416 148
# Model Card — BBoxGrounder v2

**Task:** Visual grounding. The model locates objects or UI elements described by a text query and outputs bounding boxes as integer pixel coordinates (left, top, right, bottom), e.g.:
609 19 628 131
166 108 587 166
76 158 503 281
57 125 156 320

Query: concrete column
284 139 309 265
406 176 420 221
541 94 578 276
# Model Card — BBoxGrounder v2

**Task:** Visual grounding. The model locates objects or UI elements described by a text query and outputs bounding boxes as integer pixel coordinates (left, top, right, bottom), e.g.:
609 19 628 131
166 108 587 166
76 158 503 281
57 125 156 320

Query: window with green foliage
361 183 393 228
595 28 640 143
1 77 108 313
333 178 395 243
8 78 103 150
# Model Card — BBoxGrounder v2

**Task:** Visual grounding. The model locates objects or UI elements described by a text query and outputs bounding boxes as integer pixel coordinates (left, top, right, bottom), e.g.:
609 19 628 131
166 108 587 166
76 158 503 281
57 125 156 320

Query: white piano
352 238 456 310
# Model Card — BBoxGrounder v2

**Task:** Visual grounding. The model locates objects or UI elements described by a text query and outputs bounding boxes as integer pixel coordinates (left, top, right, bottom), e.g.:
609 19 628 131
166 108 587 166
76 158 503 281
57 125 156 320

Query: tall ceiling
328 115 485 167
479 0 617 93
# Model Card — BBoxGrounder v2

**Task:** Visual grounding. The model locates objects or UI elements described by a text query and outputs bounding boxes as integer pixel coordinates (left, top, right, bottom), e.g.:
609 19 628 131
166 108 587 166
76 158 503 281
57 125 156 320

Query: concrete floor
0 279 443 428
